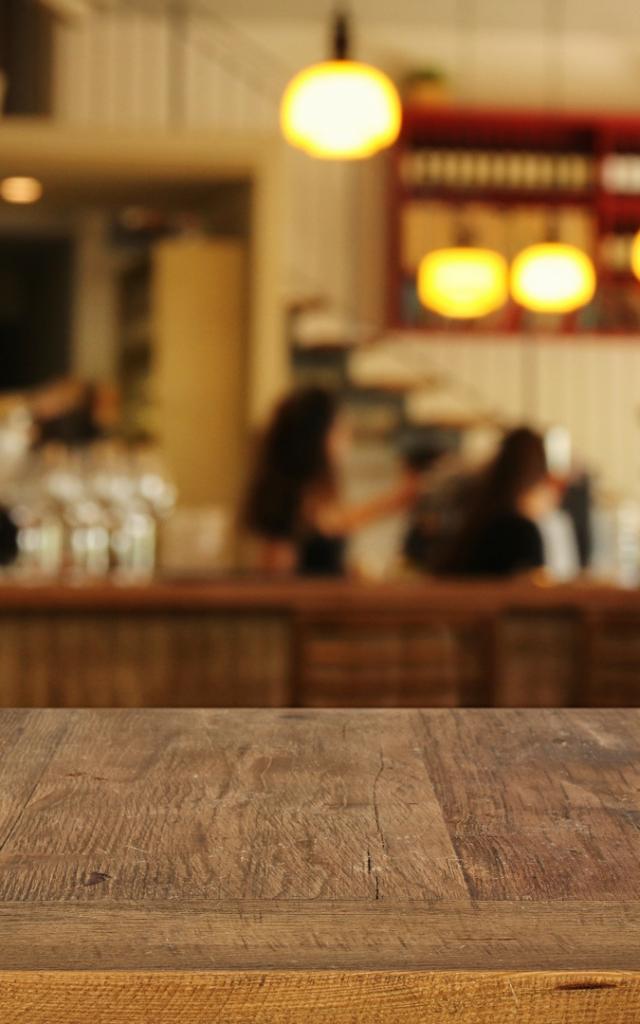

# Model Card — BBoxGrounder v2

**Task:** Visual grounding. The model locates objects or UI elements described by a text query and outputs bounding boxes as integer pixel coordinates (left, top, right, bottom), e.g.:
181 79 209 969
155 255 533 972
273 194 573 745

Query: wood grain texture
1 579 640 709
1 710 640 1021
1 901 640 971
0 577 637 614
0 612 292 708
2 971 640 1024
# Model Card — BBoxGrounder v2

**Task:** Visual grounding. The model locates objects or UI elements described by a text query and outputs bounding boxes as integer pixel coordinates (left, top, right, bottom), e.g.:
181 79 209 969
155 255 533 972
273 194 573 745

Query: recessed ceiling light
0 177 44 204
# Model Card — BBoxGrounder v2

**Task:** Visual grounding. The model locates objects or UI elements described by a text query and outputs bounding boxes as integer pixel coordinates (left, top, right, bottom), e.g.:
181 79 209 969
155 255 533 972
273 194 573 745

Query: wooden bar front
1 708 639 1021
0 578 638 707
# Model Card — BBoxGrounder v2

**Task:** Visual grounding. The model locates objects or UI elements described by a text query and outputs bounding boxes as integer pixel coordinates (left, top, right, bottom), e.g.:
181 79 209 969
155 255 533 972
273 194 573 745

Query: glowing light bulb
281 60 401 160
417 247 509 319
0 177 43 204
511 243 596 314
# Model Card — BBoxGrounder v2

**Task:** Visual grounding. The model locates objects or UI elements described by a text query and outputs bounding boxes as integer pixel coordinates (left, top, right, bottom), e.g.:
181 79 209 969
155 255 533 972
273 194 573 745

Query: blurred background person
401 442 475 574
436 427 559 578
243 386 420 575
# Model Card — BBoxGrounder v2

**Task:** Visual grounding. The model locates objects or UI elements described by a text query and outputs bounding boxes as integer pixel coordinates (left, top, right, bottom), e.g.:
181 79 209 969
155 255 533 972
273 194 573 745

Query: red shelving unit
388 105 640 335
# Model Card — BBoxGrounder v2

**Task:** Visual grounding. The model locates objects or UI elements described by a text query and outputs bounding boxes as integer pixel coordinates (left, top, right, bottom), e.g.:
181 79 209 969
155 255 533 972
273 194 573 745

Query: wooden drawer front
494 611 581 707
586 614 640 706
0 612 292 708
296 616 487 707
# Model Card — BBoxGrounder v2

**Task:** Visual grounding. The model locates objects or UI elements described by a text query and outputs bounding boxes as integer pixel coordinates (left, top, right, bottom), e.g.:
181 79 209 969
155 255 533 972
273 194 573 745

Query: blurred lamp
631 231 640 282
0 177 43 204
511 243 596 314
280 12 401 159
417 247 509 319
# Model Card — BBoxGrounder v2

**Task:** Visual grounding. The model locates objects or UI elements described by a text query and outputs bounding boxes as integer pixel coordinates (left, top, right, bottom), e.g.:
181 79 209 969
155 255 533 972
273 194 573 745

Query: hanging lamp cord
333 9 350 61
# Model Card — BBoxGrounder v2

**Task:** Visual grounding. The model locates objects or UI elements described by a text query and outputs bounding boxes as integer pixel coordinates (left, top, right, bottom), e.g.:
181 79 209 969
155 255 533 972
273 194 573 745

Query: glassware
1 439 178 582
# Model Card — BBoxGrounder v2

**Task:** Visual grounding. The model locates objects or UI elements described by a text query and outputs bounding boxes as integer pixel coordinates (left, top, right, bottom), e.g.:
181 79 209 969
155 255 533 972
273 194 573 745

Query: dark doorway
0 236 73 392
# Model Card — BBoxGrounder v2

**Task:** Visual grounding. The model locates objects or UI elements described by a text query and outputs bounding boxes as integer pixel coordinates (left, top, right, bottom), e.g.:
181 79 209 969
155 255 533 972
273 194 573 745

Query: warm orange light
511 243 596 314
280 60 401 159
417 247 509 319
0 176 43 204
631 231 640 282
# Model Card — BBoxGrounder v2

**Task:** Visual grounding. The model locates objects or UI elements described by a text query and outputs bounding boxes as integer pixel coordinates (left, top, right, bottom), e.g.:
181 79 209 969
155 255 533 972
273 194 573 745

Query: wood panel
585 613 640 706
2 970 640 1024
493 610 582 707
0 612 291 708
1 709 639 1021
417 708 640 901
0 580 639 709
295 612 488 707
1 901 640 971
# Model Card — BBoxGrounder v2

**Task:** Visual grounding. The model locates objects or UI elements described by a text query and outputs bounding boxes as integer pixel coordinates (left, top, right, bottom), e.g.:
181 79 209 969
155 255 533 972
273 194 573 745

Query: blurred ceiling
45 0 640 34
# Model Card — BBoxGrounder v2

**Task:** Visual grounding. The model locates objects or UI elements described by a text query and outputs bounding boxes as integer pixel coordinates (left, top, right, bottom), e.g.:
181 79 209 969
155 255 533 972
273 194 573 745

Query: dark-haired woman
243 387 419 576
436 427 558 578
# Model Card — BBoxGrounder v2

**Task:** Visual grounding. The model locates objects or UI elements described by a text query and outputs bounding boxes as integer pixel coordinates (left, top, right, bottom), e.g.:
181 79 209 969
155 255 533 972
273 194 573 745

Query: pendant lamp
631 231 640 282
417 246 509 319
511 242 596 314
280 12 402 160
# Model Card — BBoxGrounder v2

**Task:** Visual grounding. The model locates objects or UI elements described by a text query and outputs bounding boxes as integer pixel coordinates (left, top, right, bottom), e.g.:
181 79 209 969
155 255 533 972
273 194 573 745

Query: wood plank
417 709 640 900
2 970 640 1024
2 709 640 1023
0 710 70 851
1 900 640 971
0 709 467 902
0 577 637 615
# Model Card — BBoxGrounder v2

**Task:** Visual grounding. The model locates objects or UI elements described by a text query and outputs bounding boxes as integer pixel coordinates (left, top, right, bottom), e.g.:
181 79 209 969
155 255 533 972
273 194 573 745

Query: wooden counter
1 708 639 1022
0 577 639 707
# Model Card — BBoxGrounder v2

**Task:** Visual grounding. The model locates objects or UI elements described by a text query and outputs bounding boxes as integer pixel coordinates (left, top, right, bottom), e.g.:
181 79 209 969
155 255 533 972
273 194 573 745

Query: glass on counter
1 440 177 581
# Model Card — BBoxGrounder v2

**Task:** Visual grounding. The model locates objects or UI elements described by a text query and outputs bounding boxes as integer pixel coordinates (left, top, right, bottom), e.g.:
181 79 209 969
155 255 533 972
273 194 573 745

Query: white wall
48 8 640 496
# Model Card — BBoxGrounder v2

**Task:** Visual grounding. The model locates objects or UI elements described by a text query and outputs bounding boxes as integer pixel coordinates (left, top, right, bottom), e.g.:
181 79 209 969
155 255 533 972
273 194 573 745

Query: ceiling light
280 12 401 160
0 177 44 205
511 243 596 314
417 247 509 319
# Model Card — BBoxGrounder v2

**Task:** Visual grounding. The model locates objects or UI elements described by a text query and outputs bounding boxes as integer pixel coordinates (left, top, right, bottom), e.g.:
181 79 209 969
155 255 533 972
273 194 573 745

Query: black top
0 508 17 566
297 531 346 577
449 513 544 578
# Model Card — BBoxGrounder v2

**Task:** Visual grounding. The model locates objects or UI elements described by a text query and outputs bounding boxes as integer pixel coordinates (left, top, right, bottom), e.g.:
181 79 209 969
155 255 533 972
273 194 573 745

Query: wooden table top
2 708 640 1022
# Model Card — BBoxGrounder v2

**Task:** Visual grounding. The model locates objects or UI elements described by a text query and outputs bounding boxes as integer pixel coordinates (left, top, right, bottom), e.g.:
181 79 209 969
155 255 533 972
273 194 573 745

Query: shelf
400 185 596 206
388 105 640 335
400 104 640 144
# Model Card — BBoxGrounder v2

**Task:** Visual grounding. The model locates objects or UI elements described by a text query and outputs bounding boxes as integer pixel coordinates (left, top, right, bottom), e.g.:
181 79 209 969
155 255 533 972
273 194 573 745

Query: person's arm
311 471 421 536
